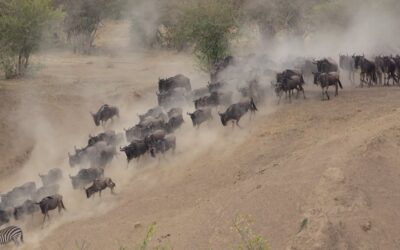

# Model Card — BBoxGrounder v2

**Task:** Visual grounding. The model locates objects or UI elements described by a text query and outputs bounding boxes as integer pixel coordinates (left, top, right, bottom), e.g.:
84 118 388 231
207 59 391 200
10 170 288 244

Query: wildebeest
275 70 306 104
85 178 116 198
313 58 339 73
138 106 168 123
207 81 228 93
0 210 11 226
194 91 233 109
144 130 167 148
88 130 122 147
158 74 191 93
157 87 189 108
39 168 62 187
187 108 213 128
33 184 60 201
35 194 66 225
0 182 37 208
68 141 116 168
313 72 343 100
120 140 149 164
381 56 398 85
90 104 119 126
353 55 377 87
149 134 176 157
69 168 104 189
218 98 258 127
339 54 356 83
238 78 266 104
165 108 184 132
210 56 235 82
125 116 166 142
191 87 209 100
13 200 39 220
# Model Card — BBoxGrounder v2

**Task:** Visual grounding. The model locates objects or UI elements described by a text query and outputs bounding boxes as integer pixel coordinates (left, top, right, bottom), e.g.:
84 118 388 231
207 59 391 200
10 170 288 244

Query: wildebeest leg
326 87 330 100
335 83 338 96
236 120 242 129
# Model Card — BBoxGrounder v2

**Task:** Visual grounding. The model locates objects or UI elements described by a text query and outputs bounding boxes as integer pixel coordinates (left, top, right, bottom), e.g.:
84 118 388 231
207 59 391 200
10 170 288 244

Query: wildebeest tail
250 98 258 111
338 79 343 89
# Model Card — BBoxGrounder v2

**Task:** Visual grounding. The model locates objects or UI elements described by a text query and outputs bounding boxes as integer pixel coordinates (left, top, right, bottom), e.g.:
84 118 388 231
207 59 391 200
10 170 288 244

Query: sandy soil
1 21 400 250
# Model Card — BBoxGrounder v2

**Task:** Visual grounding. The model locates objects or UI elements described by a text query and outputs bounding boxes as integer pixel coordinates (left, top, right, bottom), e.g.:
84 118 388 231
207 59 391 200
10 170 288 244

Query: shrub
0 0 62 79
170 0 240 72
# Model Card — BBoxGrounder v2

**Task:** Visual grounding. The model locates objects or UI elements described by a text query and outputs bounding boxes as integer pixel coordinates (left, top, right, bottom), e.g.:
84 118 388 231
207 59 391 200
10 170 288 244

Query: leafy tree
170 0 240 72
0 0 62 78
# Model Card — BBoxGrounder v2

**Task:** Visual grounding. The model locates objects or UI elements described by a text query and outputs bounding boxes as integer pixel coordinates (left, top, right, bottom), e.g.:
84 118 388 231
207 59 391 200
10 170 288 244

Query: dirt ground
1 21 400 250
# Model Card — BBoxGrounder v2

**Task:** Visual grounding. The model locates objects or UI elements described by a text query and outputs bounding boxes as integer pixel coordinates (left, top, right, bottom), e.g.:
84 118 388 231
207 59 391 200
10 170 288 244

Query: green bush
0 0 62 79
170 0 240 72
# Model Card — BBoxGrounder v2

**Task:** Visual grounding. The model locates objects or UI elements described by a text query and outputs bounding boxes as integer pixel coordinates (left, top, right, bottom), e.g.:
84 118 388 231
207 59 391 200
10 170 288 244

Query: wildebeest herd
0 52 397 246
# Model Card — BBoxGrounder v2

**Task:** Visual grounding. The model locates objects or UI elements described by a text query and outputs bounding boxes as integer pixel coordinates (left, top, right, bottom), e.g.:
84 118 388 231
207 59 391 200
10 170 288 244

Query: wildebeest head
218 112 228 126
91 112 100 126
352 55 364 69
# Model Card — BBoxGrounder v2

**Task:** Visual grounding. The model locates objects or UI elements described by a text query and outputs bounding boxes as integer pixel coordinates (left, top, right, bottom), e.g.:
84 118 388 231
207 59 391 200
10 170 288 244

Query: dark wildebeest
313 58 339 73
88 130 121 147
218 98 258 127
381 56 398 85
120 140 149 164
194 91 233 109
207 81 228 93
39 168 62 187
90 104 119 127
69 168 104 189
313 72 343 100
1 182 37 208
35 194 66 225
353 55 377 87
138 107 168 123
0 210 11 226
13 200 39 220
158 74 191 93
339 54 356 84
149 134 176 157
191 87 209 100
275 70 306 104
68 142 116 168
125 116 166 142
187 108 213 128
157 87 189 108
164 108 184 133
85 178 116 198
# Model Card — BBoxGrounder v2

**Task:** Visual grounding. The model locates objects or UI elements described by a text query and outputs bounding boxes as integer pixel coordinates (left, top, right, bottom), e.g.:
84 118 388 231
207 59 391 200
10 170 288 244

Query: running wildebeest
0 182 37 208
275 70 306 104
69 168 104 189
149 134 176 157
187 108 213 128
13 200 39 220
0 210 11 226
218 98 258 127
68 141 116 168
125 116 166 142
88 130 122 147
35 194 66 225
138 106 168 123
381 56 398 85
39 168 62 187
33 184 60 201
164 108 184 133
339 54 356 84
313 58 339 73
353 55 377 87
85 178 116 198
120 140 150 164
313 72 343 100
157 87 189 108
90 104 119 126
158 74 191 93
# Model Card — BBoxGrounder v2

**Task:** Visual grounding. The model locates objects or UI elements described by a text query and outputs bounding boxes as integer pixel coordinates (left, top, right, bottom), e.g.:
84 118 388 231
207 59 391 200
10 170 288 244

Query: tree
0 0 62 79
170 0 240 72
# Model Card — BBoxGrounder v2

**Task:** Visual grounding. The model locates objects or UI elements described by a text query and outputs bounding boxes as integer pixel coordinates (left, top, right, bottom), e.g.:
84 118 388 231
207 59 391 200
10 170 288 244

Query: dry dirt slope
24 86 400 250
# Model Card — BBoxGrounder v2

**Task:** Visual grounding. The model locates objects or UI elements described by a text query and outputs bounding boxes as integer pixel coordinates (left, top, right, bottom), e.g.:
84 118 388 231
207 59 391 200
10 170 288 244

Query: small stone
361 221 371 232
134 223 142 229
